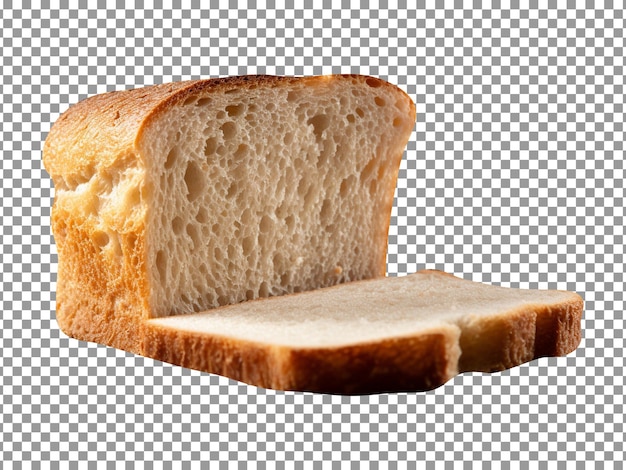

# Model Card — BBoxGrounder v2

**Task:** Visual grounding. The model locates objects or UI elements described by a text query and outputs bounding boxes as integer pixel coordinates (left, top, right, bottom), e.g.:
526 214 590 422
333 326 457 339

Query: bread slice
145 270 583 394
43 75 416 354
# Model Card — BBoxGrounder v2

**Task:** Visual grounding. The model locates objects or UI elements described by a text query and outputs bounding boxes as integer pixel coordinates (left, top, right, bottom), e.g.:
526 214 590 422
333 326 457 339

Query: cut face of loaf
43 75 416 353
146 270 584 394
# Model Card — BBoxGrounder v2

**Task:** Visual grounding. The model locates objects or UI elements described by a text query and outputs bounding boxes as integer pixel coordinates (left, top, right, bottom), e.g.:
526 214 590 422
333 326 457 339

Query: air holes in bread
234 144 248 161
202 290 215 305
259 281 270 298
320 199 332 225
204 137 218 157
303 185 316 209
272 253 284 270
260 214 273 234
172 216 184 234
285 215 295 231
221 121 237 140
184 160 205 202
225 103 245 117
227 244 237 260
165 147 179 169
355 107 365 118
360 158 377 182
366 77 382 87
339 175 355 197
241 208 253 225
186 224 200 248
156 250 167 283
196 207 208 223
227 181 238 198
213 246 223 262
307 114 330 140
126 186 141 208
66 166 95 190
92 231 109 250
297 178 308 197
375 96 386 107
393 117 403 127
242 236 255 256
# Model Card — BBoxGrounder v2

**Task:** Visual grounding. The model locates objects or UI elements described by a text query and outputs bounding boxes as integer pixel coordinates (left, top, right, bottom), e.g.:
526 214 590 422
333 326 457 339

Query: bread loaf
146 270 583 394
44 76 583 394
43 75 416 354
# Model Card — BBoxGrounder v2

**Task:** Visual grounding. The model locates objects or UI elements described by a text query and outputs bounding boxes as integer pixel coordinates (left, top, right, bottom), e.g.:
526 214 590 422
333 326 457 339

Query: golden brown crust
458 307 537 373
43 81 197 180
143 321 461 395
52 201 147 354
285 330 460 394
454 280 583 374
143 322 286 389
533 295 584 358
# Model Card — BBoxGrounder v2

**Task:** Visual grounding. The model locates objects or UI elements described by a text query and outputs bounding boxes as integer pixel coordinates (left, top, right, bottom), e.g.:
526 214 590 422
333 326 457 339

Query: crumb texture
142 76 415 317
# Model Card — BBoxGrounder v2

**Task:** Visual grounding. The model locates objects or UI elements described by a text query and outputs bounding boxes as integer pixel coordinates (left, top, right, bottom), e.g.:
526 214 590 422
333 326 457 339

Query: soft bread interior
140 77 415 317
148 270 582 350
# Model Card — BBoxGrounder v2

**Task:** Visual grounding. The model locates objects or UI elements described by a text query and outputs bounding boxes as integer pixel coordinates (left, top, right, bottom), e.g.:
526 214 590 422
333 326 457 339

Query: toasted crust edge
457 294 584 373
143 321 462 395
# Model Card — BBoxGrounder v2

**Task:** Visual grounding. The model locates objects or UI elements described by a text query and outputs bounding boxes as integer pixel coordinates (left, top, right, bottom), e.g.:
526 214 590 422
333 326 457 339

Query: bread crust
144 321 462 395
457 287 583 374
52 207 147 353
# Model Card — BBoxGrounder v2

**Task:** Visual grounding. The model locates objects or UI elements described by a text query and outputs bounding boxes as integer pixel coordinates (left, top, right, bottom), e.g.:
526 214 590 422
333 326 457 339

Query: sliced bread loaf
43 75 416 353
146 270 583 394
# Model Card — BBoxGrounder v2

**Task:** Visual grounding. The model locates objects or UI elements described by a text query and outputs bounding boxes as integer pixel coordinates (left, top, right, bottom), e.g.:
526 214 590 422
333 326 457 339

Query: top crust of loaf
43 75 414 180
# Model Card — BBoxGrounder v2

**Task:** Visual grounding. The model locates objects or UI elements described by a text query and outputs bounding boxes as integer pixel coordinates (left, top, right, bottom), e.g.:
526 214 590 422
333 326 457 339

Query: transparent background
2 1 623 466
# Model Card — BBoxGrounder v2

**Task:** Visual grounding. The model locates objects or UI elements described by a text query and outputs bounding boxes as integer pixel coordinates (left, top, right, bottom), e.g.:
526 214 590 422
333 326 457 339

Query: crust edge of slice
142 321 462 395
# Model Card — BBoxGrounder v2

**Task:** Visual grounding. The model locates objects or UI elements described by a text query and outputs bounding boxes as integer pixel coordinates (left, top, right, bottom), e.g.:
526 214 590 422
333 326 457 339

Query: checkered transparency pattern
1 1 623 466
